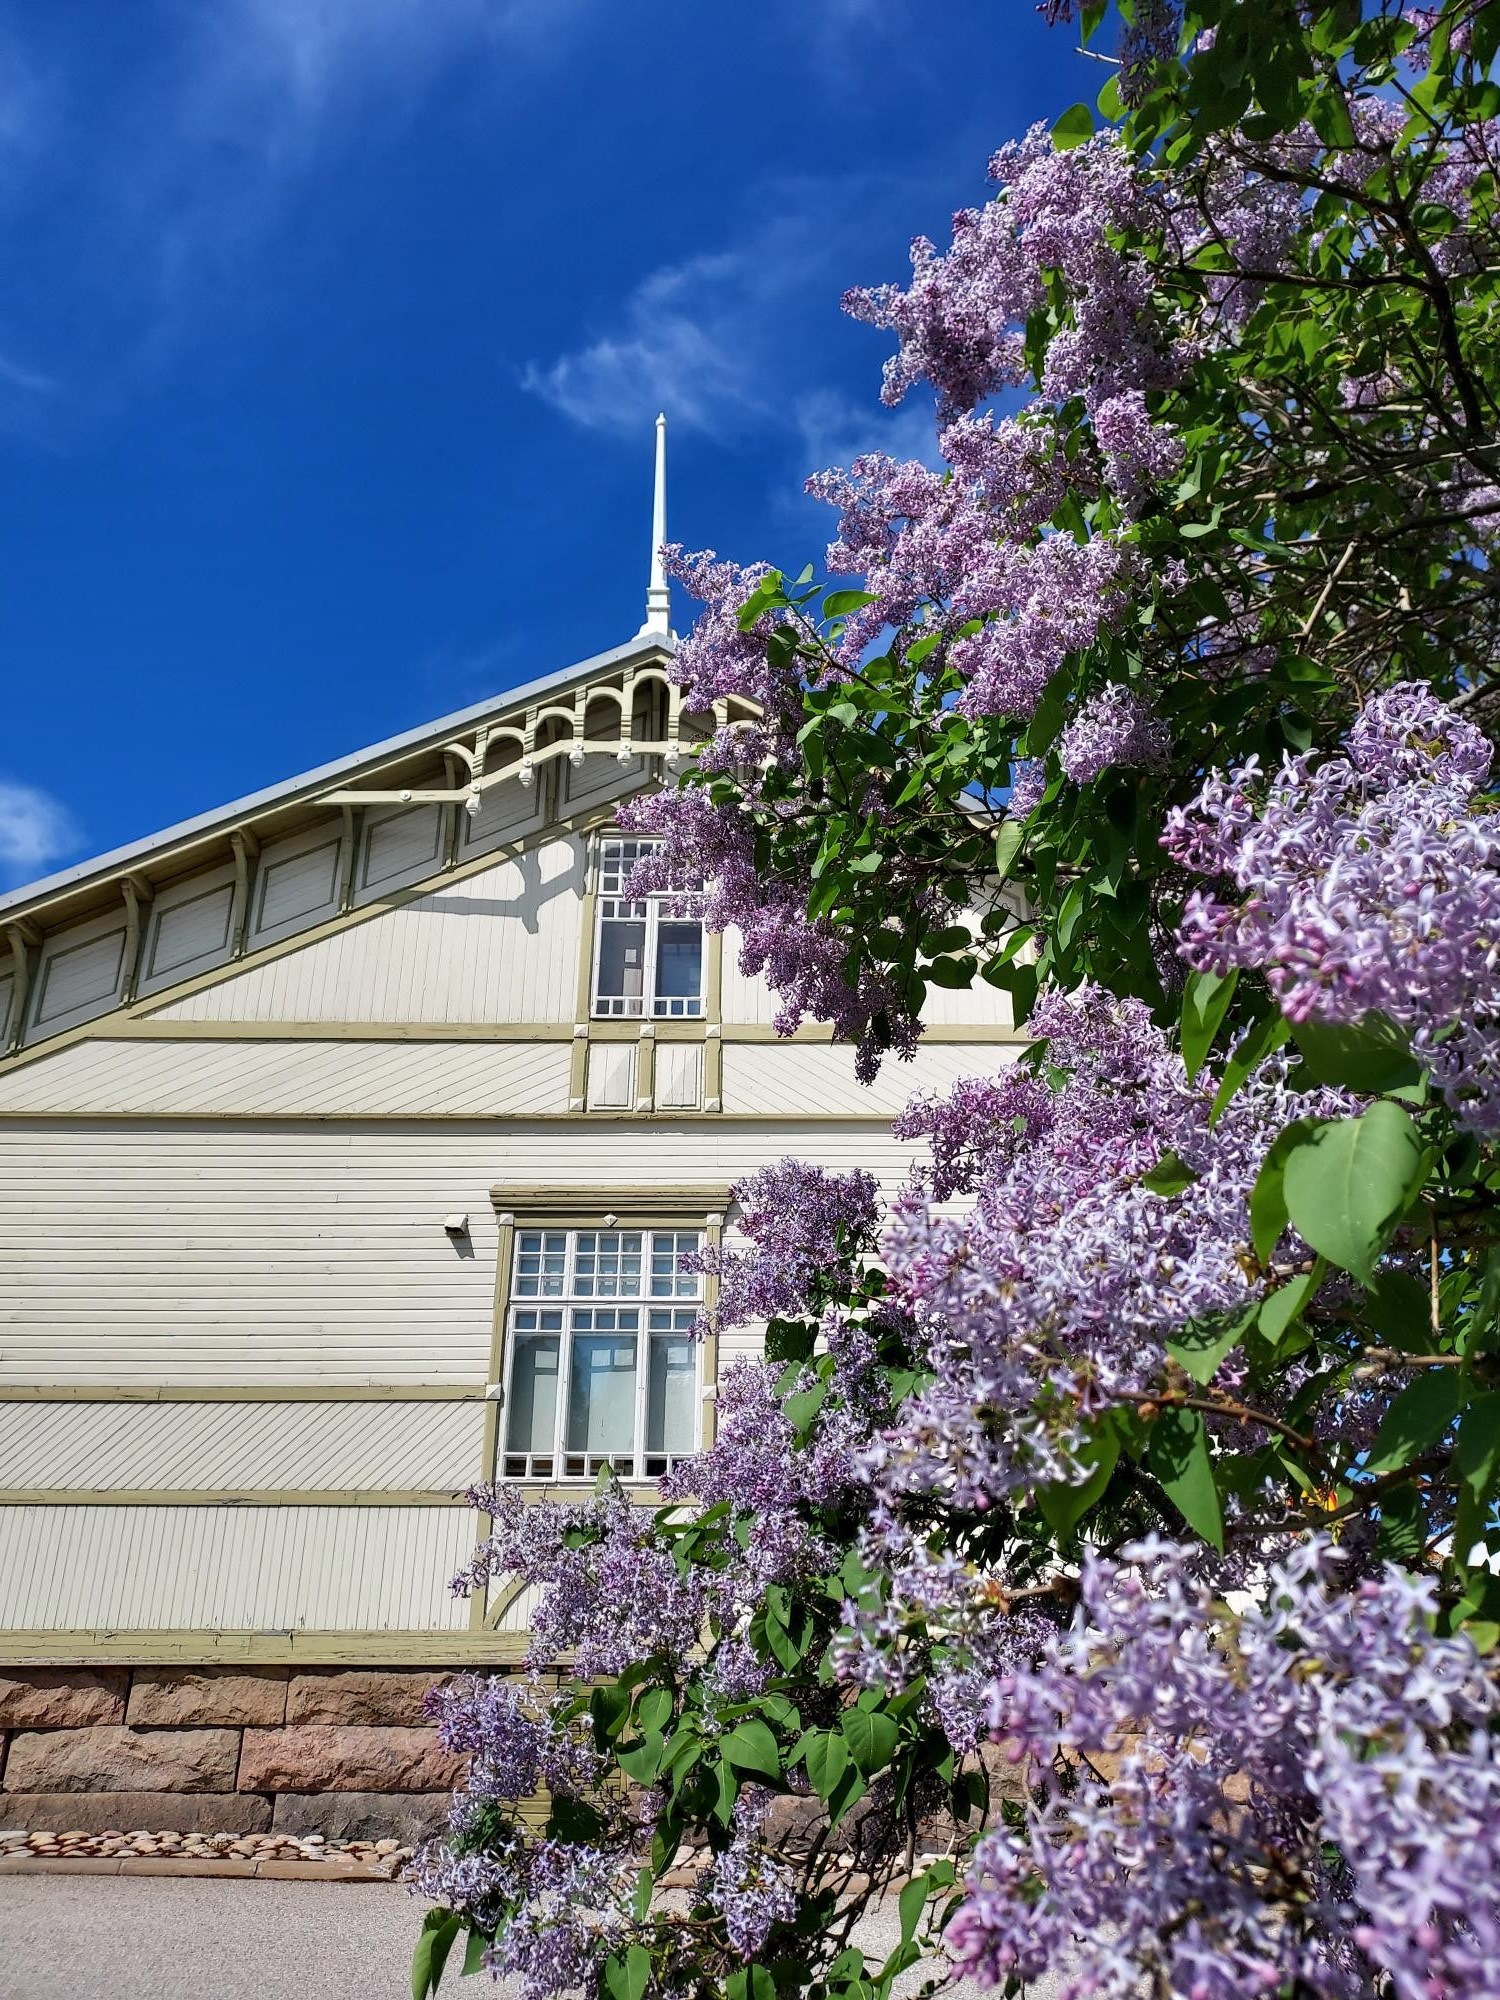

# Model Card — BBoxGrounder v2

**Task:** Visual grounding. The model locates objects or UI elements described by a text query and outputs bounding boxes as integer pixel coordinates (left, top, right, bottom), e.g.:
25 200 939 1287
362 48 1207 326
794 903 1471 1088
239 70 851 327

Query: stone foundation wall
0 1667 468 1845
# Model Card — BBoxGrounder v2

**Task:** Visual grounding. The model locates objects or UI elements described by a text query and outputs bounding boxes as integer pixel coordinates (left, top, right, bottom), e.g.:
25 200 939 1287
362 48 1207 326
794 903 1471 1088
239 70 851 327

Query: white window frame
500 1224 703 1482
591 836 704 1020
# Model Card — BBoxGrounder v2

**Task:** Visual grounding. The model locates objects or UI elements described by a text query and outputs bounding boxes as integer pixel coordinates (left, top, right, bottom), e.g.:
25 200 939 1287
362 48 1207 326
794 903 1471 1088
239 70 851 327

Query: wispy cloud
522 209 837 443
180 0 564 147
0 780 81 888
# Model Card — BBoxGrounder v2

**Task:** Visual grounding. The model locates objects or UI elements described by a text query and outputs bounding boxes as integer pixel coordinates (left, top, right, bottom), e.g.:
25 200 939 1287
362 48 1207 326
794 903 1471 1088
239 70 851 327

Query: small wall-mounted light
444 1213 469 1236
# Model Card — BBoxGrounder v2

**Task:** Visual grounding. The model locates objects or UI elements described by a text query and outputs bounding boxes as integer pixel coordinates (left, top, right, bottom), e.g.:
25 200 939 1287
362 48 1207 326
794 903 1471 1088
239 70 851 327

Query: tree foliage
416 6 1500 1998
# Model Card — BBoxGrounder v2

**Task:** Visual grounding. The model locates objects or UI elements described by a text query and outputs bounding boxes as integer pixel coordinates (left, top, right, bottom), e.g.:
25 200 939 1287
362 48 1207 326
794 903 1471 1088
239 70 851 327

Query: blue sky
0 0 1095 888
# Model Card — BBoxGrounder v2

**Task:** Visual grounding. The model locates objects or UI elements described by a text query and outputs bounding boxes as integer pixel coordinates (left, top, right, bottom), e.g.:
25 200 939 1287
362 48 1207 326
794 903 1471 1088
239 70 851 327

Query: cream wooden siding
656 1042 703 1110
0 1400 484 1492
0 1119 925 1388
720 926 1015 1032
249 825 344 948
0 1504 474 1630
26 909 129 1041
720 926 778 1027
721 1041 1016 1116
355 802 446 903
0 1038 572 1117
561 750 649 813
586 1042 635 1110
459 777 547 857
148 838 585 1026
138 865 237 996
489 1578 540 1637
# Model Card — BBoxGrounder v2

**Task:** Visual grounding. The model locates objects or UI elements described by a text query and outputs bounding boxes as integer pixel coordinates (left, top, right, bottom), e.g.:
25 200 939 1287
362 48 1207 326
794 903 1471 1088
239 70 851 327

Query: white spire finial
638 411 673 640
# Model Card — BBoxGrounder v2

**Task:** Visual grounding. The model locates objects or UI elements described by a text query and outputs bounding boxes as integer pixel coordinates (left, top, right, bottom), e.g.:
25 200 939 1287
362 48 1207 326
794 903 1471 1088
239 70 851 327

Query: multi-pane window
592 837 703 1019
502 1227 702 1481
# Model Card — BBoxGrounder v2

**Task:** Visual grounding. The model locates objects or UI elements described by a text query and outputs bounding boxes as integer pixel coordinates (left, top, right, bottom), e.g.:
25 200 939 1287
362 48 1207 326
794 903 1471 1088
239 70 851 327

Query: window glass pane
575 1231 642 1297
515 1231 567 1297
599 838 651 899
650 1231 702 1298
567 1308 639 1454
596 919 647 1005
647 1321 696 1455
654 922 702 1002
507 1334 560 1455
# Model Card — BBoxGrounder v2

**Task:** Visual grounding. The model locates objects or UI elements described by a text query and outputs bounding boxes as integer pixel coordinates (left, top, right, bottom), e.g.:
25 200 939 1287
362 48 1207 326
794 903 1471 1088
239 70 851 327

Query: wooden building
0 425 1016 1835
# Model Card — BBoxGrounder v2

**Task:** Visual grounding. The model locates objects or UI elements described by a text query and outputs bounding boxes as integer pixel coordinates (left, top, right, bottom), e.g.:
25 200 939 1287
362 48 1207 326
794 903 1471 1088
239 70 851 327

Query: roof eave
0 631 676 925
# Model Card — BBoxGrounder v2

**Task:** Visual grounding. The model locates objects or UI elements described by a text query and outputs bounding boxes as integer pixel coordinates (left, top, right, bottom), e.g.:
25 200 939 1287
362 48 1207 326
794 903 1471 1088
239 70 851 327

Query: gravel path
0 1874 1054 2000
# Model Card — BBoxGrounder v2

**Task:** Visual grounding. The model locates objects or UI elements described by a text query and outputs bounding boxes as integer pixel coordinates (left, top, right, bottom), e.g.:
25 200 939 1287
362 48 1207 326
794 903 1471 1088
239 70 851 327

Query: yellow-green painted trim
0 1628 530 1667
488 1184 730 1219
700 1208 723 1450
83 1020 580 1043
0 1385 483 1404
474 1208 518 1631
0 1016 1020 1048
0 1489 470 1507
484 1573 530 1632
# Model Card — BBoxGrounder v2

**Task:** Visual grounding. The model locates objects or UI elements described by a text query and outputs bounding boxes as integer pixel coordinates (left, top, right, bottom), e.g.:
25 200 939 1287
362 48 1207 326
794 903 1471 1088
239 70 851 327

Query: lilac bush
417 8 1500 1999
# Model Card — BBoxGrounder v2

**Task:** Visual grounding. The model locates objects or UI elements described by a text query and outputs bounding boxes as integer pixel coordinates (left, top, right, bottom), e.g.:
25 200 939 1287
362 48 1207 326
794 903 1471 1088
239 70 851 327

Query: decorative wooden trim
76 1020 580 1042
0 804 630 1076
119 878 151 1009
0 1488 469 1507
700 1209 723 1450
488 1184 730 1220
0 1628 530 1667
474 1208 518 1631
0 1384 483 1404
484 1573 530 1632
4 922 35 1057
1 1016 1022 1049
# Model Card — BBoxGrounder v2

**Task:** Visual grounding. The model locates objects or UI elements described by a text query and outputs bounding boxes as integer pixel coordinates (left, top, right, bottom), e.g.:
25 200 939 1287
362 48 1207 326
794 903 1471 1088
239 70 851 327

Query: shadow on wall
411 838 586 939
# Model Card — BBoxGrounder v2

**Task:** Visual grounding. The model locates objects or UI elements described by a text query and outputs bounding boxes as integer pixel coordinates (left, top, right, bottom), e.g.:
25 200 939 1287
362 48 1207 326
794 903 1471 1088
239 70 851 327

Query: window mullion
557 1304 576 1468
634 1316 649 1479
644 901 659 1020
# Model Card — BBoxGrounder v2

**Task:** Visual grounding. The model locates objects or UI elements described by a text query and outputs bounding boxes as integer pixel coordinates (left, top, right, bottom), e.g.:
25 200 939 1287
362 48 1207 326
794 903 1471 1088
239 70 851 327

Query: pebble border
0 1827 411 1881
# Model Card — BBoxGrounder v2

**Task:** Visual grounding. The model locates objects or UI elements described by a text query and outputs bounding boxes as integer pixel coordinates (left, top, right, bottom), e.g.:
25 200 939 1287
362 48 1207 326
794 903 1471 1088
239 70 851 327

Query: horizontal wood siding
720 1040 1017 1116
0 1037 573 1117
719 926 1015 1031
0 1119 924 1387
0 1504 475 1630
149 838 585 1026
0 1399 484 1492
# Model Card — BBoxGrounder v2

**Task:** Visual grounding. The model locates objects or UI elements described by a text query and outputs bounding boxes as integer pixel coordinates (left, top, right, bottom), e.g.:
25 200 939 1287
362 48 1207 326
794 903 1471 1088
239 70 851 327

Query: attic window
592 837 703 1019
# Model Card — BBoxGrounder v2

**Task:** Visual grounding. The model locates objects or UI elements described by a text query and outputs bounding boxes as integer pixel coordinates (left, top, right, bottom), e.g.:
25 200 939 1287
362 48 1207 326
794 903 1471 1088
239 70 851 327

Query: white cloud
521 180 940 450
0 780 81 887
523 227 819 442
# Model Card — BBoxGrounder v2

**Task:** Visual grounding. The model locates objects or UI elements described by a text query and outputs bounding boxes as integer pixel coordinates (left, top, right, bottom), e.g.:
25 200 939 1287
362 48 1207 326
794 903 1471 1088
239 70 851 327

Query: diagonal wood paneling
0 1399 484 1491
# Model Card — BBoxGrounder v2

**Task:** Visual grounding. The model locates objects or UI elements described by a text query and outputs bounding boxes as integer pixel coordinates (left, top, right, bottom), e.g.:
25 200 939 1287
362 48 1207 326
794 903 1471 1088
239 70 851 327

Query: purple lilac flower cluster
1165 681 1500 1134
872 985 1338 1509
662 1360 857 1588
1056 683 1170 784
698 1159 879 1333
843 125 1179 421
946 1538 1499 2000
708 1792 799 1958
452 1483 717 1679
423 1674 600 1803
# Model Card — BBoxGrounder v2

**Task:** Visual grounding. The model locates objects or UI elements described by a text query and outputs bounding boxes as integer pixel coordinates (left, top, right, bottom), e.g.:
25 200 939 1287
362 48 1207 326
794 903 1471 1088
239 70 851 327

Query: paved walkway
0 1876 423 2000
0 1873 1041 2000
